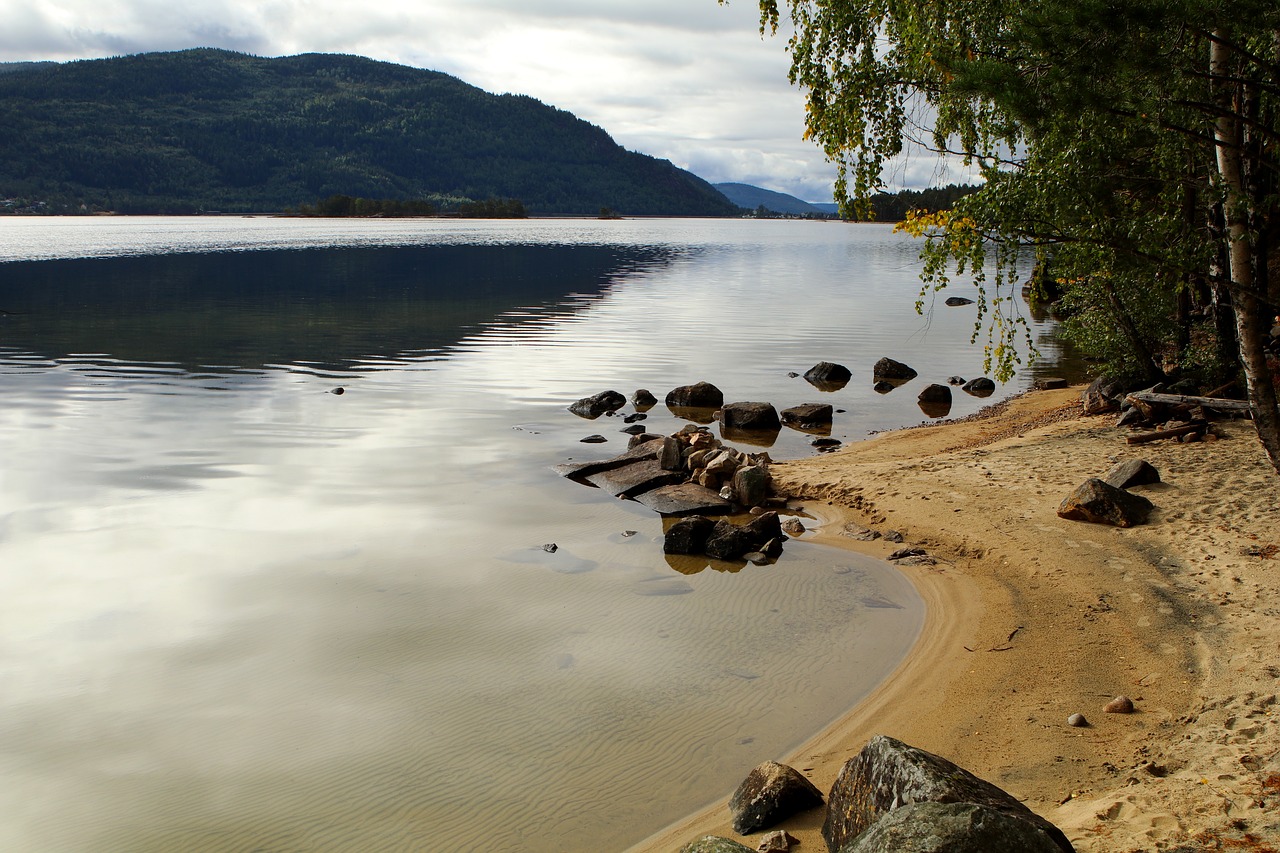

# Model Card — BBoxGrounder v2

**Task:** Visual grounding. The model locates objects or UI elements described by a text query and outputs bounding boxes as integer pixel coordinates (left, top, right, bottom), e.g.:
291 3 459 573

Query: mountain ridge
0 49 739 216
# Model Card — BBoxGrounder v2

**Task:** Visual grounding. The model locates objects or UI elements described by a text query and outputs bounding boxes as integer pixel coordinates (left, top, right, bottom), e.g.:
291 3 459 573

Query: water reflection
0 244 674 373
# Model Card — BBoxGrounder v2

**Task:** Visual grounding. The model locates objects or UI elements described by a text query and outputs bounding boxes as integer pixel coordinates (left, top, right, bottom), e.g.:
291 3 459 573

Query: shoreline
631 386 1280 852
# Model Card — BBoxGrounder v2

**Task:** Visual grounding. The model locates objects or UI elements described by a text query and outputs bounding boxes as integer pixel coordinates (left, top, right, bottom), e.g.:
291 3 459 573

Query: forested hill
0 49 739 216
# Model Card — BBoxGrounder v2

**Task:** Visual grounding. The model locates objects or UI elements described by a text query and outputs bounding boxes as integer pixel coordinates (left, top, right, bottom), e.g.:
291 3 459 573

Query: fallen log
1126 423 1205 445
1126 392 1251 413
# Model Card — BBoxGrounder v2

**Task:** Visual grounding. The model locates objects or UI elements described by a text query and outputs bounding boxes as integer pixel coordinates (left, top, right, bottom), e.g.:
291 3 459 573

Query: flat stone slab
633 483 735 516
585 458 683 498
554 439 663 479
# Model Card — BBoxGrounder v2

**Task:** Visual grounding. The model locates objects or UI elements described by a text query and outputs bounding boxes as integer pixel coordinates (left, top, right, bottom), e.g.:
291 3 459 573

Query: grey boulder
1057 478 1154 527
729 760 824 834
837 801 1064 853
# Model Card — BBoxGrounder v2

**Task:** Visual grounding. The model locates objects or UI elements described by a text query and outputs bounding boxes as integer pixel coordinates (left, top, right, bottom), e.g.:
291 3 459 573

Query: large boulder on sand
729 760 825 834
1103 459 1160 489
666 382 725 409
840 801 1064 853
1057 478 1154 527
822 735 1073 853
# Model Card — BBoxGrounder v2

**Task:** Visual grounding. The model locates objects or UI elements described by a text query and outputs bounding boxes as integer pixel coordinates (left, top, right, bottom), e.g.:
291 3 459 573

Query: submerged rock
872 357 918 383
666 381 725 409
568 389 627 419
664 516 717 555
804 361 852 391
780 403 834 426
962 377 996 397
721 401 782 431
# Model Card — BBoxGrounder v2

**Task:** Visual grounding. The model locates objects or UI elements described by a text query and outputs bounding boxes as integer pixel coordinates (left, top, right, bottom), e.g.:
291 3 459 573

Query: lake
0 217 1069 852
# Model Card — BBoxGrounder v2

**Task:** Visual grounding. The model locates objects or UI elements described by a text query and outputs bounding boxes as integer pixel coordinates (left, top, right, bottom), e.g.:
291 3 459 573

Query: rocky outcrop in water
568 389 627 418
666 381 725 409
872 357 917 383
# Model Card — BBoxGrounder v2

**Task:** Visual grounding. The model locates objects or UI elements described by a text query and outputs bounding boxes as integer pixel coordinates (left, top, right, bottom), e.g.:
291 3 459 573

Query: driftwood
1127 391 1251 413
1126 423 1206 445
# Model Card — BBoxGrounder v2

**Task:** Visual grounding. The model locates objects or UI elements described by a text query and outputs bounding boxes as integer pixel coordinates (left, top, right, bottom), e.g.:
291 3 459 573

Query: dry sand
631 385 1280 852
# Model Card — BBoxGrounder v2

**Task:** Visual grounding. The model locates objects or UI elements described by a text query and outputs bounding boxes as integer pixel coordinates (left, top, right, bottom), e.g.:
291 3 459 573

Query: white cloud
1 0 962 199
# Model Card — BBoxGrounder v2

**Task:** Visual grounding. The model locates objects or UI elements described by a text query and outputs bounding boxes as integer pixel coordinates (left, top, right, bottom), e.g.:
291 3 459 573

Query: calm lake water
0 217 1067 852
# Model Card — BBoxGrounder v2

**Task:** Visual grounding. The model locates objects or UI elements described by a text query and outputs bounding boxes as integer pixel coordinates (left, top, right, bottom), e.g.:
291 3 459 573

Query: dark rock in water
623 412 648 423
542 543 558 553
1057 478 1154 527
555 438 664 479
962 377 996 397
782 517 806 537
679 837 755 853
580 434 608 443
918 400 952 419
733 464 772 509
632 388 658 409
568 389 627 419
804 361 853 391
786 371 800 378
729 760 825 834
666 381 725 409
872 357 918 383
584 458 683 498
636 483 734 516
947 376 966 386
840 801 1064 853
918 384 952 404
664 515 717 555
872 380 896 394
722 401 782 431
781 403 834 426
705 519 758 561
742 510 783 548
823 735 1074 853
760 537 784 558
944 296 976 307
812 437 842 450
330 386 345 395
621 424 649 435
1103 459 1161 489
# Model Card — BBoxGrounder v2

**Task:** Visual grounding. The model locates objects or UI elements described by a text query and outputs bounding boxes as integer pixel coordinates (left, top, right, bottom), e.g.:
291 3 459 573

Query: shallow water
0 217 1068 851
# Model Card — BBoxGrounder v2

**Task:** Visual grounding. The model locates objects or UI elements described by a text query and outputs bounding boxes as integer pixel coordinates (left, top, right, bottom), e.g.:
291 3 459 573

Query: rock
961 377 996 397
781 403 834 426
637 483 735 516
555 438 664 479
1103 459 1160 489
580 435 608 443
1034 377 1070 390
918 384 952 405
840 801 1064 853
811 437 842 450
947 375 966 386
743 551 770 565
633 388 658 409
722 402 782 431
760 537 784 558
1115 406 1146 428
666 381 725 409
888 547 926 560
621 424 649 435
781 518 806 537
733 464 772 508
628 432 665 448
584 458 683 498
1082 377 1126 415
704 449 741 477
664 516 717 554
568 390 627 419
705 519 759 561
883 530 904 543
944 296 976 307
742 511 784 548
542 543 558 553
1104 696 1135 714
843 522 881 541
1057 478 1155 527
623 412 648 423
872 380 896 394
680 837 755 853
822 735 1074 853
755 830 798 852
803 363 852 391
872 357 918 383
1067 713 1089 727
659 436 685 471
330 386 345 395
729 760 825 834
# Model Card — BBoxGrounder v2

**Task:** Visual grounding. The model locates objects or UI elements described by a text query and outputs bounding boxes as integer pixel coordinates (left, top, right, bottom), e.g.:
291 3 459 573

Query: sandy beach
632 385 1280 852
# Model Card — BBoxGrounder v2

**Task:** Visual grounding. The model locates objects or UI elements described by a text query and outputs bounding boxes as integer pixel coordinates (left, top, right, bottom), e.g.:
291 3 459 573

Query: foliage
293 195 438 217
748 0 1280 471
0 49 738 217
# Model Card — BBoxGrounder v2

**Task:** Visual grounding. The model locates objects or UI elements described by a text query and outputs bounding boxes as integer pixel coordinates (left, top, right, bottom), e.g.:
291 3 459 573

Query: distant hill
0 49 739 216
714 182 828 215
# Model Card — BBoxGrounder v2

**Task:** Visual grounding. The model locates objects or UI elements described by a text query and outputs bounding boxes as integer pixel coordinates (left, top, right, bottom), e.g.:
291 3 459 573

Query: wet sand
633 385 1280 852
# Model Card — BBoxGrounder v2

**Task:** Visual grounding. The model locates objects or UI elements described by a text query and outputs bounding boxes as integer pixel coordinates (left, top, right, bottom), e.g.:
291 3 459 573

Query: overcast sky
0 0 972 201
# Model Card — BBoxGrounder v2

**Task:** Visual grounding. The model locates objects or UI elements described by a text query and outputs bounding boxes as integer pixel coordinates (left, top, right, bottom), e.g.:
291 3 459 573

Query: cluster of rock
665 511 786 565
685 735 1073 853
1057 457 1160 528
869 357 996 418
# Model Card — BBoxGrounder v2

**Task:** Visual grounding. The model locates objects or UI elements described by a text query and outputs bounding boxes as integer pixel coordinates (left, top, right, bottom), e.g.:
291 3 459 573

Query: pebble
1104 696 1135 714
1067 713 1089 727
